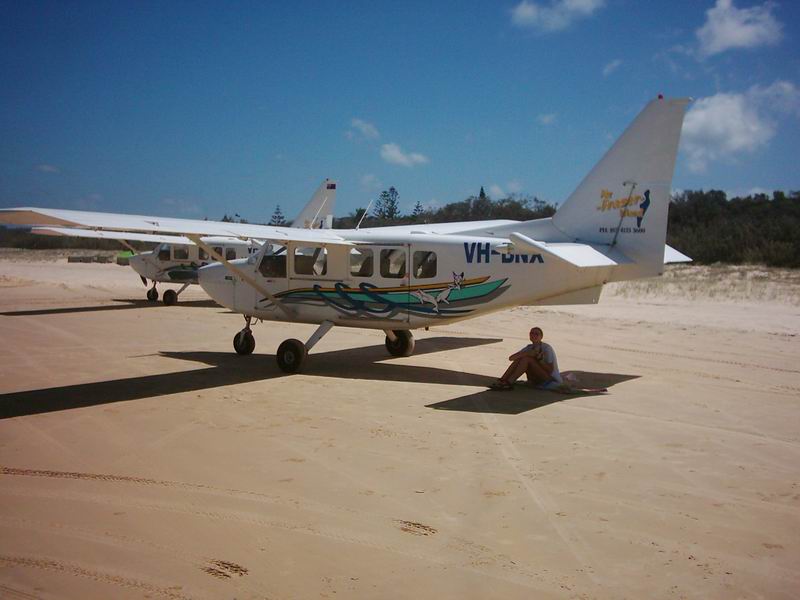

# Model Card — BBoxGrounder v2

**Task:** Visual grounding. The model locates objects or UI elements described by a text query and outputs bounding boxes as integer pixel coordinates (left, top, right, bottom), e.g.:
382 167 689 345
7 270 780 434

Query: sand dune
1 254 798 599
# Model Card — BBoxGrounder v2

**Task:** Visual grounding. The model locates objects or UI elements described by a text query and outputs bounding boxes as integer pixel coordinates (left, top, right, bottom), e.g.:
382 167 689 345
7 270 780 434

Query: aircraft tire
233 330 256 355
276 339 306 373
146 288 158 302
162 289 178 306
385 330 414 357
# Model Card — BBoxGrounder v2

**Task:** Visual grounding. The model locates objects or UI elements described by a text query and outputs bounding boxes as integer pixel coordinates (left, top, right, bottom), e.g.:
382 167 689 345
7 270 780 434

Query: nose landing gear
233 316 256 355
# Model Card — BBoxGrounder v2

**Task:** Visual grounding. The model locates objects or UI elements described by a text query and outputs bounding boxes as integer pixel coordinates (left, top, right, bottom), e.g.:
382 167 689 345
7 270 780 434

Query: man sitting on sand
489 326 562 391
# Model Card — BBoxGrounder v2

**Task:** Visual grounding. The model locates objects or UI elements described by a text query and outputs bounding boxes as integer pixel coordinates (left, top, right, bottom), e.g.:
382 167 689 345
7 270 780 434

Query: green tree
411 200 424 221
373 187 401 221
269 205 286 226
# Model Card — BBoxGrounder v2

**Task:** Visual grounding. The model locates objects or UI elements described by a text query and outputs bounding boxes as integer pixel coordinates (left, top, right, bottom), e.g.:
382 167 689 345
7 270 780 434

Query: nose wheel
233 316 256 355
146 286 158 302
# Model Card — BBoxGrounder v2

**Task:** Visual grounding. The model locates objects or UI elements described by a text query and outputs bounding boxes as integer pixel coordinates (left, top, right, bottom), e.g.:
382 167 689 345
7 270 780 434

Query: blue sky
1 0 798 222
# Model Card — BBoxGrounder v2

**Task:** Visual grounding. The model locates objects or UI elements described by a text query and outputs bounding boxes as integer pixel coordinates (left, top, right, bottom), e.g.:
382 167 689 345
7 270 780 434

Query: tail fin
291 179 337 229
552 97 689 278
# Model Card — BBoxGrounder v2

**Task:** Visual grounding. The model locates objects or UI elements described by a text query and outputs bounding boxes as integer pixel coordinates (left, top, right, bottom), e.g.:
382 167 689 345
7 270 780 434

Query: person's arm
539 345 555 376
508 344 531 361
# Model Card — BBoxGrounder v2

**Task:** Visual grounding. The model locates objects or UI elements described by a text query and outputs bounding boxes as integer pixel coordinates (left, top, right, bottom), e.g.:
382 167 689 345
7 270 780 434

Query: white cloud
349 118 379 140
507 180 523 194
36 164 60 173
696 0 782 59
537 113 556 125
511 0 605 32
488 184 505 198
360 173 382 191
380 143 429 167
162 197 202 215
681 80 800 172
602 58 622 77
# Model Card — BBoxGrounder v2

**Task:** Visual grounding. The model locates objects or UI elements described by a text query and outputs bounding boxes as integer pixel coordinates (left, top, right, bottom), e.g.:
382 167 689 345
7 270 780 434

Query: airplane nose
199 262 235 309
129 254 146 276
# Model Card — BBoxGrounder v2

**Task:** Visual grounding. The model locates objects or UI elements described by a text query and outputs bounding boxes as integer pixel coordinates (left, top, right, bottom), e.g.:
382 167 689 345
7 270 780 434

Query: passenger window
199 248 208 261
294 246 327 276
258 246 287 278
350 248 373 277
380 249 406 278
173 246 189 260
413 251 437 279
225 248 237 261
158 244 170 261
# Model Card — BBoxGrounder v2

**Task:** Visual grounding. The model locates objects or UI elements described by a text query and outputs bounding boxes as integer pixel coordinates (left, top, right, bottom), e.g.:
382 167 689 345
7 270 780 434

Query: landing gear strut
275 320 334 374
385 330 415 357
233 316 256 355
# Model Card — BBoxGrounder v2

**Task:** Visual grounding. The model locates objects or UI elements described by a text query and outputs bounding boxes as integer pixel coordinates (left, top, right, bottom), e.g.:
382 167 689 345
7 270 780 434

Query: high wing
32 226 194 245
0 207 352 246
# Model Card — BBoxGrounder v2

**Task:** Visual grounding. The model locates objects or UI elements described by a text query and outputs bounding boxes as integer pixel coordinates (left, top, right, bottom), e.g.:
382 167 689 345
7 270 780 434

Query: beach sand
1 252 798 599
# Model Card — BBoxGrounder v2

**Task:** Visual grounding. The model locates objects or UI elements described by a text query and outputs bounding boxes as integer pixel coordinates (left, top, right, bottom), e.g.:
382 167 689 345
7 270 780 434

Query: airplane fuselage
130 238 258 285
199 228 607 330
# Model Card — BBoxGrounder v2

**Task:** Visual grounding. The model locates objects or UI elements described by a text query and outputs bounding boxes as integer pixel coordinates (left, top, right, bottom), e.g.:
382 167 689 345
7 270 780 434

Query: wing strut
187 234 295 319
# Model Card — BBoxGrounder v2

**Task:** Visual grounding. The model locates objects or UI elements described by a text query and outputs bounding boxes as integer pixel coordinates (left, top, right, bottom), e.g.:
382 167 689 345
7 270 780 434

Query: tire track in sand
0 555 192 600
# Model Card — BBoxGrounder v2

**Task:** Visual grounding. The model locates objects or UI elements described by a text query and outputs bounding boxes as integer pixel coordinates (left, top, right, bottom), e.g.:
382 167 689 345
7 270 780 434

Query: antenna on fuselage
356 200 373 230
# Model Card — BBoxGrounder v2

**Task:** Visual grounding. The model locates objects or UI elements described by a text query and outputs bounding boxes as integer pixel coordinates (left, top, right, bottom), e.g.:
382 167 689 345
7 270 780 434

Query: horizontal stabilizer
664 245 692 263
509 232 629 268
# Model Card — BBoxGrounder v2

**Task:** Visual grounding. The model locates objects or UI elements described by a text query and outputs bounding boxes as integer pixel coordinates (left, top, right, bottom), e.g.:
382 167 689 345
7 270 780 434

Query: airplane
1 96 691 373
25 179 338 305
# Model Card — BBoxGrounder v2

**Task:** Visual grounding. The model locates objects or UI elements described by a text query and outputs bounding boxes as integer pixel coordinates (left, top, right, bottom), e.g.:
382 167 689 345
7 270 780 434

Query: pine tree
412 200 424 221
269 205 286 226
479 186 487 201
373 187 401 221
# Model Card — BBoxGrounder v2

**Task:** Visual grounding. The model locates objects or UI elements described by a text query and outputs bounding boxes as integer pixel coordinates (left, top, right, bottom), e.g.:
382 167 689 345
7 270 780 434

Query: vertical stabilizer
552 97 689 277
292 179 337 229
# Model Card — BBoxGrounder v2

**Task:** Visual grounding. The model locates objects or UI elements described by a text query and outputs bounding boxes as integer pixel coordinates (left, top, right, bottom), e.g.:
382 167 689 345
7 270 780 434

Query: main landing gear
145 282 190 306
384 329 415 357
231 321 417 374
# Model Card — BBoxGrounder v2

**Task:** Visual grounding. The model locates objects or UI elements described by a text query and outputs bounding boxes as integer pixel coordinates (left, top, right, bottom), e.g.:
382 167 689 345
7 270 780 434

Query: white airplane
1 97 691 372
26 179 337 305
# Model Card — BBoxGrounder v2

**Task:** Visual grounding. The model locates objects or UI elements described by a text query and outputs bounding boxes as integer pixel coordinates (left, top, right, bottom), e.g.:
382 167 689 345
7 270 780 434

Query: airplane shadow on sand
0 298 220 317
0 337 637 419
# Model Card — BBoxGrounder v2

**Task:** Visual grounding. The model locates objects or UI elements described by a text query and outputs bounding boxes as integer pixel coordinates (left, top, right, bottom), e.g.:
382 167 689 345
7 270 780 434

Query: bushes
668 190 800 267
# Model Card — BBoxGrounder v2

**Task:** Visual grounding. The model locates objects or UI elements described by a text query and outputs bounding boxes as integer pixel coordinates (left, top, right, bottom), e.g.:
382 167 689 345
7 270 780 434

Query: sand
1 251 798 599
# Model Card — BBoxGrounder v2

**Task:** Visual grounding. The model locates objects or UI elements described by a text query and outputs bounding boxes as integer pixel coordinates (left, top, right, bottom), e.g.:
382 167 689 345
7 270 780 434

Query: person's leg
507 356 539 384
524 358 551 384
499 358 523 383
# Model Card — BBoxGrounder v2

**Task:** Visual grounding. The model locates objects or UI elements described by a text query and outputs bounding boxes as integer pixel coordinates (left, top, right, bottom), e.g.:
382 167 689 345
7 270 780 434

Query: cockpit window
294 246 327 276
258 245 287 278
158 244 170 261
173 246 189 260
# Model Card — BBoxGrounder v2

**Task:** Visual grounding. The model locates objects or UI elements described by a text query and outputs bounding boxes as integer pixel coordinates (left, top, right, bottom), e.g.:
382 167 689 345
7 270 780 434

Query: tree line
2 188 798 267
